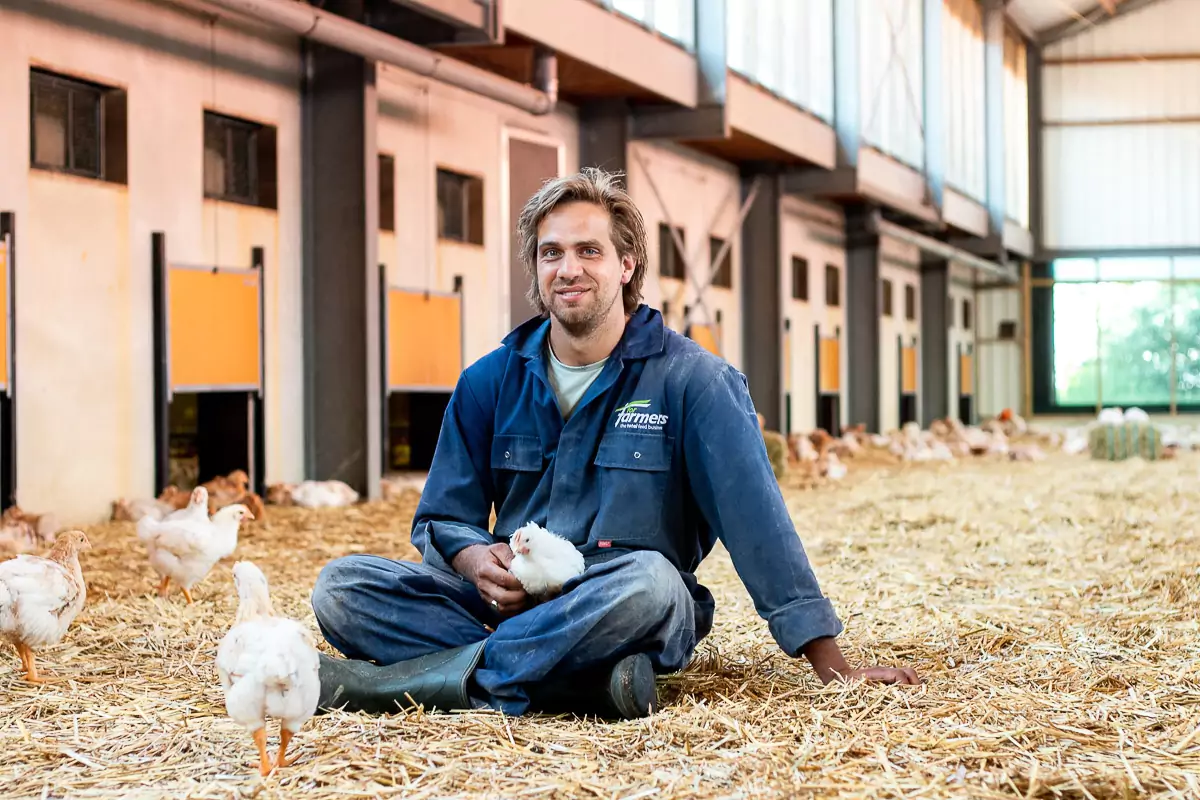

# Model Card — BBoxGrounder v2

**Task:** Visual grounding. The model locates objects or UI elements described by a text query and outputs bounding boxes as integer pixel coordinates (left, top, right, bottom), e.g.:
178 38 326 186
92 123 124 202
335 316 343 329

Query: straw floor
3 451 1200 799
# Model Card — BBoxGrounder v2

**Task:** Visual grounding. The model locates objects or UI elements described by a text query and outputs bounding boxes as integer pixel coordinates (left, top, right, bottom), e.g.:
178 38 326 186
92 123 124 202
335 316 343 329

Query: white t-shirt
546 341 608 420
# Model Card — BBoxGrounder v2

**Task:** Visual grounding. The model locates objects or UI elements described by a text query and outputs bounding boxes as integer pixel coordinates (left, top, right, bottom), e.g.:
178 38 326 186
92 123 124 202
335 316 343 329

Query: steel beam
1027 41 1044 254
579 99 630 178
832 0 860 168
922 0 945 214
301 3 382 499
629 0 727 140
845 204 881 432
1038 0 1167 45
919 258 950 426
739 165 783 431
983 0 1007 241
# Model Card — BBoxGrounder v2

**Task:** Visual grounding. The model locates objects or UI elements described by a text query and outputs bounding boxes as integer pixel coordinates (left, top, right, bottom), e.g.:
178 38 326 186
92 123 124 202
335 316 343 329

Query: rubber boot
316 640 487 716
525 652 659 720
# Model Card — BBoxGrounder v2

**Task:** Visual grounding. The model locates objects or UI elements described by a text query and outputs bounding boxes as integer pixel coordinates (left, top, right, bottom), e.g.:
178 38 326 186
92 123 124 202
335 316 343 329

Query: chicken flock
2 406 1195 777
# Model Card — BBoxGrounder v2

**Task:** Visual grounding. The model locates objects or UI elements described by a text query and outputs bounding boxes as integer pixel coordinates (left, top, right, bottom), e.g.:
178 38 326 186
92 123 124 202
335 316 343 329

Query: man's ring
491 599 499 610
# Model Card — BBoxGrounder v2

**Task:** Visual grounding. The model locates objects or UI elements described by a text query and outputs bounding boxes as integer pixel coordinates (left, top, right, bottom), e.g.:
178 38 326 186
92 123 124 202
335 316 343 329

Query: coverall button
634 451 642 459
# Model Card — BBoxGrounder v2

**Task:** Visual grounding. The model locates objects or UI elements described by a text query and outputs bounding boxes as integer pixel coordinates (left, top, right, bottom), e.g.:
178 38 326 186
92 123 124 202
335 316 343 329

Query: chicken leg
277 729 294 768
157 575 171 598
16 642 47 683
253 728 271 776
181 587 194 605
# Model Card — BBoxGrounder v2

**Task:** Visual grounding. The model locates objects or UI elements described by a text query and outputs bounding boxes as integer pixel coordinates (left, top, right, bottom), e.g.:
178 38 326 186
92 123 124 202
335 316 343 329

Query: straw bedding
3 451 1199 799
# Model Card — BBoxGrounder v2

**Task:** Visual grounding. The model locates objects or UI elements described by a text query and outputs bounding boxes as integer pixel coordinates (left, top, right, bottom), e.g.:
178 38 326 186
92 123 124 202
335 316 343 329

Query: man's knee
607 550 687 615
311 555 372 628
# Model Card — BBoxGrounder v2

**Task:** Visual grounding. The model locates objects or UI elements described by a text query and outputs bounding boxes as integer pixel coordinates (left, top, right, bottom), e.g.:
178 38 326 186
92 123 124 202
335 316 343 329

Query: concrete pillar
739 166 783 431
920 258 950 426
579 100 629 180
301 5 381 498
845 204 880 432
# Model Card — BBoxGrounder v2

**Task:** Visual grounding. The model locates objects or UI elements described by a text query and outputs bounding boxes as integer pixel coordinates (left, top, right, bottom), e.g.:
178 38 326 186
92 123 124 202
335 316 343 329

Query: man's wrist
801 636 850 684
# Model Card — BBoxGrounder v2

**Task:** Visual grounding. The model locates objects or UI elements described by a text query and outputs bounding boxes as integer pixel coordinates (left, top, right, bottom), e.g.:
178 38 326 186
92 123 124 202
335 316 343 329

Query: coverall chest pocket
491 434 543 473
593 432 674 542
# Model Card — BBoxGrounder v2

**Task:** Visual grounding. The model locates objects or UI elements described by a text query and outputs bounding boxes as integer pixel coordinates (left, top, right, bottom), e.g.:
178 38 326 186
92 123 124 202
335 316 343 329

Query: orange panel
0 241 7 390
960 353 974 396
901 346 918 394
387 289 462 390
168 266 261 391
819 337 840 393
689 323 721 356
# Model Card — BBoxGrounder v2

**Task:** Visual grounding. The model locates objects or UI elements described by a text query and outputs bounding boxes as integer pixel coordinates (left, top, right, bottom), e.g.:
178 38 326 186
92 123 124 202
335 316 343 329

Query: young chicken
216 561 320 776
508 522 585 599
137 500 253 603
0 530 90 682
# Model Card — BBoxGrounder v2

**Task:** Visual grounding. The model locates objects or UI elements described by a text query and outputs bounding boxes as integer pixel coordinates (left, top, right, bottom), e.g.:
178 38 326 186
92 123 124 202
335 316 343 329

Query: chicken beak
245 511 256 521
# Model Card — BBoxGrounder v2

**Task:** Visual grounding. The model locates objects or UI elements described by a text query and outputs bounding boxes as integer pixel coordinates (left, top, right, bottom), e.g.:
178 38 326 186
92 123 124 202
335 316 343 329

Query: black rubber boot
316 640 487 716
525 652 659 720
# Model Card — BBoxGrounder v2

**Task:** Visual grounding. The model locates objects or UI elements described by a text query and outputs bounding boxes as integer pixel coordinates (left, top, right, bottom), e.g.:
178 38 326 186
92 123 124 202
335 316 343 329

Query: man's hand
801 636 922 686
839 666 922 685
451 543 529 616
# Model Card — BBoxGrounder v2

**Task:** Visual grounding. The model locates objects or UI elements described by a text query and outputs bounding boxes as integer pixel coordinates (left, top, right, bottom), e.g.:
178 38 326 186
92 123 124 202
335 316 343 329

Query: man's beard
545 282 621 338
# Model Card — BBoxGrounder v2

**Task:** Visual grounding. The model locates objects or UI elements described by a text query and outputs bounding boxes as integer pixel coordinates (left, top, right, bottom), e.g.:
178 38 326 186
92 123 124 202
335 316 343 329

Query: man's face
535 201 635 337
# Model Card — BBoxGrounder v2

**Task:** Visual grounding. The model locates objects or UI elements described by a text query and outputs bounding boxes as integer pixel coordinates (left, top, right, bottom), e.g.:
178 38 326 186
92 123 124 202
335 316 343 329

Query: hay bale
762 430 788 480
1088 421 1164 461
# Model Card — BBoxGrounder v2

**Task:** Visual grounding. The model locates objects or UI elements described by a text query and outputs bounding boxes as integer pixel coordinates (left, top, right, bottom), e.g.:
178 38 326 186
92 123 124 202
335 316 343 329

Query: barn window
437 168 484 244
905 284 916 320
379 153 396 233
658 223 686 279
791 257 809 301
204 110 277 209
962 298 972 330
825 264 840 307
30 68 126 184
881 279 894 317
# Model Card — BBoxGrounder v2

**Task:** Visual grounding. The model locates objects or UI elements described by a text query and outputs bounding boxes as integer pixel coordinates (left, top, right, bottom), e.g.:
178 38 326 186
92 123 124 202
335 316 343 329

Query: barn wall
626 141 744 371
1042 0 1200 249
943 0 987 202
976 285 1022 417
780 197 846 433
0 0 303 523
860 0 926 169
376 65 580 365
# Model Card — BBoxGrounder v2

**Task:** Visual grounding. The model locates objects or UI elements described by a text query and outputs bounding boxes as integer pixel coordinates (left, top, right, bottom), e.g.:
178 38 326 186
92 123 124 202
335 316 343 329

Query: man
311 167 920 720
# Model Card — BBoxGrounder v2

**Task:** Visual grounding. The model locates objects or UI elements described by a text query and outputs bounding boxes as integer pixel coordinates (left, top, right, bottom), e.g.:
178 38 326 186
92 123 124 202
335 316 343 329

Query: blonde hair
515 167 649 315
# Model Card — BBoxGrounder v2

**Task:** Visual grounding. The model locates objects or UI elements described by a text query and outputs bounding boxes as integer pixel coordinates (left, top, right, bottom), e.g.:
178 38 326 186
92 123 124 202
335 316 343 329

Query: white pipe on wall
872 216 1016 283
173 0 557 115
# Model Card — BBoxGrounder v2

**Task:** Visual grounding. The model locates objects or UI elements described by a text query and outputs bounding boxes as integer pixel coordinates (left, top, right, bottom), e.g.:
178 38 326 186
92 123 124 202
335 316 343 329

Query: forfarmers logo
613 400 668 431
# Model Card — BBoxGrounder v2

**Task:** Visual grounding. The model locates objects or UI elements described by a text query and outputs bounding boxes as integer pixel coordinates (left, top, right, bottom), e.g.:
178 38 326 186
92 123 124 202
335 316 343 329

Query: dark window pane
438 170 465 240
203 115 227 197
32 78 69 169
227 123 254 202
70 88 100 175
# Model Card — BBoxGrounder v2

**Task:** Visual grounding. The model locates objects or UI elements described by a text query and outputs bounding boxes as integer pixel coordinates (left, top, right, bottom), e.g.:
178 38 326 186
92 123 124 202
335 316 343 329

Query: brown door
508 138 559 330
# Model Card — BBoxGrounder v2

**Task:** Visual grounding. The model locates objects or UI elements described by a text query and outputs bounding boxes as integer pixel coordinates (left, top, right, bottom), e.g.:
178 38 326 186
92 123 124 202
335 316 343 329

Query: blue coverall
311 304 844 715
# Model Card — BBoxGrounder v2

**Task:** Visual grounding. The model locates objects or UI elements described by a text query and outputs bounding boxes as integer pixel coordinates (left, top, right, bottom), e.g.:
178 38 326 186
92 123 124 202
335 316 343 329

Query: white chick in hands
216 561 320 777
508 522 585 600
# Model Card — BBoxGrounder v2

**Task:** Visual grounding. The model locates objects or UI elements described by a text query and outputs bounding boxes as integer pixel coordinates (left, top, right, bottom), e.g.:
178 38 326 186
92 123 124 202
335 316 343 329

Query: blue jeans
310 550 699 715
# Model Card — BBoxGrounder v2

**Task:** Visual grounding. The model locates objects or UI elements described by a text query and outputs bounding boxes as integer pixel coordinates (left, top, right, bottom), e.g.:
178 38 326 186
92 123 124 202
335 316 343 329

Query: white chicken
1097 407 1125 425
216 561 320 776
137 495 253 604
267 480 359 509
0 530 90 682
508 522 585 599
1123 407 1150 423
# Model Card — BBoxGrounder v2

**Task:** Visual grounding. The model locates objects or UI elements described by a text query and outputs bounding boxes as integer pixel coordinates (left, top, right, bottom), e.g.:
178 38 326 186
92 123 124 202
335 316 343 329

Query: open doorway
899 335 918 426
152 233 265 496
815 325 841 434
0 214 16 509
957 342 975 423
385 391 452 472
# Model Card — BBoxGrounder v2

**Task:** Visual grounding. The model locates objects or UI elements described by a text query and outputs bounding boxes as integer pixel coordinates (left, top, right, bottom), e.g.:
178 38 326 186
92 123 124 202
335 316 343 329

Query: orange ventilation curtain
960 352 974 396
387 289 463 391
168 266 261 391
901 345 918 394
819 337 840 393
688 323 721 356
0 240 8 390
